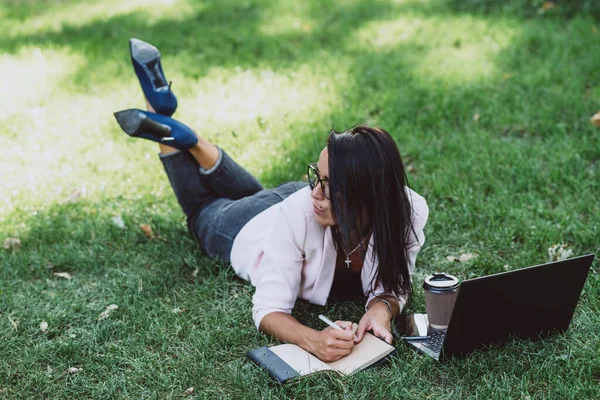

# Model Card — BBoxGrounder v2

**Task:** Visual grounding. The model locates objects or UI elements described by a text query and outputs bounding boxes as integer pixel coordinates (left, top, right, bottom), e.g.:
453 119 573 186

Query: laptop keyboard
421 329 446 354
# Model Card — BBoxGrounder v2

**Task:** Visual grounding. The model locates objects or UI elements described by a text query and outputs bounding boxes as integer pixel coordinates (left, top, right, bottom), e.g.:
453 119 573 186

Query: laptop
397 254 595 361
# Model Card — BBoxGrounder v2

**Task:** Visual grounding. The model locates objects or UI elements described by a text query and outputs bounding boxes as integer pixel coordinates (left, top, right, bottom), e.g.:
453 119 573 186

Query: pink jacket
230 186 429 329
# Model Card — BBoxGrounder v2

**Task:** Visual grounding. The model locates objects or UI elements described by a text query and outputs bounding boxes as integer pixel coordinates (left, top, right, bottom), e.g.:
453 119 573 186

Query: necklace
343 232 371 269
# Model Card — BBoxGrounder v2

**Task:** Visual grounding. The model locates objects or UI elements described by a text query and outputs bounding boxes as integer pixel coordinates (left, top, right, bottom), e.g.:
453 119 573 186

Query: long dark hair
327 126 416 298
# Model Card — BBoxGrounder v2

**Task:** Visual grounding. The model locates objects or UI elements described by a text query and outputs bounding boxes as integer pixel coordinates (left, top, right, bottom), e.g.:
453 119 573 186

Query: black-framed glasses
307 163 330 199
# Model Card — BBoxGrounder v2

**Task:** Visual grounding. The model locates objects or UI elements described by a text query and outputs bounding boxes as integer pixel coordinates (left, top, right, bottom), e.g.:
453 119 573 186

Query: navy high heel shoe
130 38 178 116
114 109 198 151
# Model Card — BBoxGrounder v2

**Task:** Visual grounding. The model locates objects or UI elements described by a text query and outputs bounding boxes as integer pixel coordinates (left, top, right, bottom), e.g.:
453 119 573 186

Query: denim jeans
160 148 307 262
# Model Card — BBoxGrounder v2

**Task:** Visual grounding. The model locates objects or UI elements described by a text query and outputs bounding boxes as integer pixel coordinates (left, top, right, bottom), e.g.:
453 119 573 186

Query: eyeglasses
307 163 330 199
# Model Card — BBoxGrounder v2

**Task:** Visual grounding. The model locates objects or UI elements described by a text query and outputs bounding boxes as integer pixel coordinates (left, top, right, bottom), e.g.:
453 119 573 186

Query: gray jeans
160 148 307 262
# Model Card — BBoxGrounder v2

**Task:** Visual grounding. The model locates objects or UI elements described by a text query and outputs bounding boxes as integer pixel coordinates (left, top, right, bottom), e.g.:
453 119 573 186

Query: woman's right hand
307 320 356 362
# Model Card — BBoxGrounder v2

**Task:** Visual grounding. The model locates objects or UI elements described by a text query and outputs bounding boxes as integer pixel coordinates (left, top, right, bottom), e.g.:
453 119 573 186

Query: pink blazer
230 187 429 329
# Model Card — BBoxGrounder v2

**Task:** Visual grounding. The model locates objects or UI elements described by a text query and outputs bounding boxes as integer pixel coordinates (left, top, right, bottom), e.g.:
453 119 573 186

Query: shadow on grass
0 197 221 288
443 0 600 20
2 0 599 272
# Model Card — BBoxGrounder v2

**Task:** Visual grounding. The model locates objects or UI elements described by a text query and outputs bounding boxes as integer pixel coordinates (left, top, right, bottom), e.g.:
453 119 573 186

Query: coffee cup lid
424 273 459 289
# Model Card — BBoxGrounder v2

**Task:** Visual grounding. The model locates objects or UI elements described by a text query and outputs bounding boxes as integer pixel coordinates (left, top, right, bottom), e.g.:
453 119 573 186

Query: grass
1 0 599 398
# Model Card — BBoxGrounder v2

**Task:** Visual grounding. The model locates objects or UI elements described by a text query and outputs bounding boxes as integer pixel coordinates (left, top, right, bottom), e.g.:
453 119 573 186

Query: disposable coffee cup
423 273 460 330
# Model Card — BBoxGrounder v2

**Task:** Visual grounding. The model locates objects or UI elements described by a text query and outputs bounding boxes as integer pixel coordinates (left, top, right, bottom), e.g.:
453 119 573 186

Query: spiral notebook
247 332 396 383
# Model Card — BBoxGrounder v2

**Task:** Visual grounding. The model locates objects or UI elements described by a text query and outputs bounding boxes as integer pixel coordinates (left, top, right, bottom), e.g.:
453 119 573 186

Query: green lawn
1 0 599 398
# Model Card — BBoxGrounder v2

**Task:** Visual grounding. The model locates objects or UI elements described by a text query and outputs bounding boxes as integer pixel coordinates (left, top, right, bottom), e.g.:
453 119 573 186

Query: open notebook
247 332 396 383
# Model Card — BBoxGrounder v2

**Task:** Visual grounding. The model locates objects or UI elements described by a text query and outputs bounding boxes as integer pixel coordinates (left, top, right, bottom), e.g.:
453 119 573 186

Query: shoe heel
114 109 171 138
129 38 178 116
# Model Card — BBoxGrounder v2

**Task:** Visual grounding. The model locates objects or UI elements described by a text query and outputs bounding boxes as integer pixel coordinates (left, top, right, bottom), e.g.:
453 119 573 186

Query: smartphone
395 313 430 339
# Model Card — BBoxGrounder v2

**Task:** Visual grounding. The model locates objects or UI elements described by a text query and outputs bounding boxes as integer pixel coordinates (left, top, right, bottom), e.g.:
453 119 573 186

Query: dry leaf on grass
458 253 478 262
67 191 82 203
8 316 18 331
67 367 81 374
3 237 21 251
98 310 111 320
473 112 480 122
40 321 48 332
542 1 555 10
446 253 478 262
185 387 195 395
98 304 119 320
548 244 573 262
591 111 600 127
111 215 127 229
54 272 72 280
139 224 154 239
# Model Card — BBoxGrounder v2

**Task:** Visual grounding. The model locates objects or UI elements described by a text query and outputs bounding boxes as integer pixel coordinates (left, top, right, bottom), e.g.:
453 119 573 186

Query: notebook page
326 333 394 375
270 344 332 376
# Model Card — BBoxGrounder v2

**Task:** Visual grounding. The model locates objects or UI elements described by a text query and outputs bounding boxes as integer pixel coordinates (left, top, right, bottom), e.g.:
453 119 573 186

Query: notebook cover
364 348 397 370
247 346 301 383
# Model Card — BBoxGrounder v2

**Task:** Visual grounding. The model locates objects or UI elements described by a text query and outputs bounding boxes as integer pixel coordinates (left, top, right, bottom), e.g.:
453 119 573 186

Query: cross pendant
345 257 352 269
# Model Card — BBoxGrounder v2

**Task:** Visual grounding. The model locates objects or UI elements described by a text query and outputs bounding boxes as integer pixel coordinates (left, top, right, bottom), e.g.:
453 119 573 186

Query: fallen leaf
446 256 457 262
98 304 119 320
111 215 127 229
54 272 72 280
67 367 81 374
503 264 510 271
67 191 82 203
3 237 21 251
185 387 195 395
139 224 154 239
8 316 18 331
40 321 48 332
473 112 480 122
542 1 555 10
459 253 478 262
591 111 600 127
98 310 111 320
548 244 573 261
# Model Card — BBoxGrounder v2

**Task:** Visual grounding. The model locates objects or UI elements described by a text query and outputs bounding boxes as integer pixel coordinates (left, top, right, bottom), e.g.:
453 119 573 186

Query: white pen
318 314 358 340
318 314 343 330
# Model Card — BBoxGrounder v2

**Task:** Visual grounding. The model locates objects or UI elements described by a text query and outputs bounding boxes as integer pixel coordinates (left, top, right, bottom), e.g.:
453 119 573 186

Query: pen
318 314 358 340
318 314 343 330
402 335 430 340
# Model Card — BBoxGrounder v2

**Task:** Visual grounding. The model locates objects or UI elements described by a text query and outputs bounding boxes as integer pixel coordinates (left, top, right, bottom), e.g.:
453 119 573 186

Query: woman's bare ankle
189 140 219 170
159 143 179 154
146 99 157 113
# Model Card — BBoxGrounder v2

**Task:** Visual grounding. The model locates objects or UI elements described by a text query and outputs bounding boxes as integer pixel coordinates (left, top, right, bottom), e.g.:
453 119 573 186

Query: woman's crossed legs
149 103 307 262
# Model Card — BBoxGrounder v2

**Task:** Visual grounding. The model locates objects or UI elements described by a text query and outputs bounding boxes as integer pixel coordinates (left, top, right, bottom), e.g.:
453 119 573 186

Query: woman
115 39 429 362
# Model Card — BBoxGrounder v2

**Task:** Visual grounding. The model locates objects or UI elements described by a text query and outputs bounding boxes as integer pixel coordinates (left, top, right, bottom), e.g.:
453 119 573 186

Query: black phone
395 313 430 339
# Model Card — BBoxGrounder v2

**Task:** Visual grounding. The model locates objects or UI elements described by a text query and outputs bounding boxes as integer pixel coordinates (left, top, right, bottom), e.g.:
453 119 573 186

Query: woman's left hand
354 304 393 344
